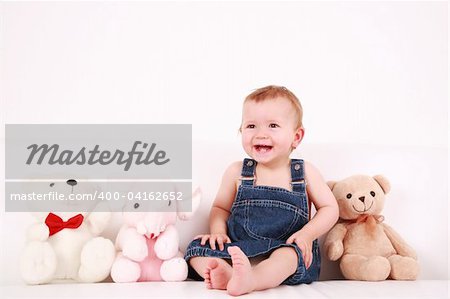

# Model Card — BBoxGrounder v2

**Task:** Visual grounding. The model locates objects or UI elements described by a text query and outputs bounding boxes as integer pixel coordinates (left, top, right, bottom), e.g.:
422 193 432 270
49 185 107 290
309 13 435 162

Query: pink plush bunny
111 187 201 282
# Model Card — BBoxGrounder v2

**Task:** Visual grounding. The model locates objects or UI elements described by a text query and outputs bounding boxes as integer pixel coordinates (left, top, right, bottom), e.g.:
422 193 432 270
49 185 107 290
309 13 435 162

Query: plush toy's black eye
346 193 352 199
66 179 77 186
134 203 140 209
370 191 376 197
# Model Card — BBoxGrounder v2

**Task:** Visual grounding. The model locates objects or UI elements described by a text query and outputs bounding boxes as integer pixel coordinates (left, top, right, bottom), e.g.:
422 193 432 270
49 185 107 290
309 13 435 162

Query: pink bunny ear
373 175 391 194
327 181 337 191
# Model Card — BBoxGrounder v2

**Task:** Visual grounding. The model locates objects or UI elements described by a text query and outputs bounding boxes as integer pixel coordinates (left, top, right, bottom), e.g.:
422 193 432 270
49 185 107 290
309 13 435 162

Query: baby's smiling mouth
254 145 273 153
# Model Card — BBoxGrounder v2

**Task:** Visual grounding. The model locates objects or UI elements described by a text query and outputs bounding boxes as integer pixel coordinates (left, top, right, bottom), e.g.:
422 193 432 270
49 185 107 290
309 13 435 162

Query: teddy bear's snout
351 195 375 214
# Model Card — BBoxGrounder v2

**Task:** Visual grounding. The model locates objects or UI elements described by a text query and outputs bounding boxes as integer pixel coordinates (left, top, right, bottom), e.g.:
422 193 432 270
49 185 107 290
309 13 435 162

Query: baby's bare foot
226 246 255 296
204 259 232 290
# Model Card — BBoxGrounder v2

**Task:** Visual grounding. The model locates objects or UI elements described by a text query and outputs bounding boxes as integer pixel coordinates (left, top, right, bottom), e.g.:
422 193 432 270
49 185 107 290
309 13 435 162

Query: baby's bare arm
195 161 241 250
210 161 241 233
286 161 339 268
301 161 339 239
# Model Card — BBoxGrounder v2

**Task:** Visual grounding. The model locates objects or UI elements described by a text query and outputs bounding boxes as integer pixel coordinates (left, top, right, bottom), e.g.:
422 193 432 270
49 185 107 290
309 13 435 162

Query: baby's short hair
244 85 303 129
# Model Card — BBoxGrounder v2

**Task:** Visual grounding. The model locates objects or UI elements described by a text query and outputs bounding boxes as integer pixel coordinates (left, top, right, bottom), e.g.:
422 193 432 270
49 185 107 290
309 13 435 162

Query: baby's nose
255 131 269 139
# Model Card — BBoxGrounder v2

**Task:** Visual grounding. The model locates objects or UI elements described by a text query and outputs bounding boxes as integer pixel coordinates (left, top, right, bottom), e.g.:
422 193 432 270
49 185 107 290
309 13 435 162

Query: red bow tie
45 213 84 236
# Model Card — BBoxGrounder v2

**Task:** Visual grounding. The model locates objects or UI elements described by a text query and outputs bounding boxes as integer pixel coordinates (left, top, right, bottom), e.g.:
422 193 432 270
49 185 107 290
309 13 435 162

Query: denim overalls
185 158 321 285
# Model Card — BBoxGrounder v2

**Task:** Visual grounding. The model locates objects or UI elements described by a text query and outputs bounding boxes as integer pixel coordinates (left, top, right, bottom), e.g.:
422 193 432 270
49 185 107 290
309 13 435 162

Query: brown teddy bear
324 175 419 281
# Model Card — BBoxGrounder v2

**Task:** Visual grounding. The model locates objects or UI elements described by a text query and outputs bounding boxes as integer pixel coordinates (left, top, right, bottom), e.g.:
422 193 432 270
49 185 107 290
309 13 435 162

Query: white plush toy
20 179 115 284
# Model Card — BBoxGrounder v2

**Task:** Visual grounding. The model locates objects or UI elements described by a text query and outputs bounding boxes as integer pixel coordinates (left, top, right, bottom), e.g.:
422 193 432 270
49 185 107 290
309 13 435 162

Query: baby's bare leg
190 256 232 290
252 247 298 289
227 246 298 296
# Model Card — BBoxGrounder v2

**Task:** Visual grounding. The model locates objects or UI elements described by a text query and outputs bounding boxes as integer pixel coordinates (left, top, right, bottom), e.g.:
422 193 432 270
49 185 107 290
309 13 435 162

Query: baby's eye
269 123 279 128
246 124 255 129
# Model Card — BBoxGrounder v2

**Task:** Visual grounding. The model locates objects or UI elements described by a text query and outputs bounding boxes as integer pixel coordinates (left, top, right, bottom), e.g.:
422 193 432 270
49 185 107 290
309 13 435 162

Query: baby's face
241 97 302 166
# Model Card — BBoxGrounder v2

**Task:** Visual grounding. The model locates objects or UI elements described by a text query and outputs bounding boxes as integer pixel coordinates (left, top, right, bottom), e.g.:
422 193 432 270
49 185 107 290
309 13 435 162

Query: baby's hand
286 230 313 269
194 233 231 251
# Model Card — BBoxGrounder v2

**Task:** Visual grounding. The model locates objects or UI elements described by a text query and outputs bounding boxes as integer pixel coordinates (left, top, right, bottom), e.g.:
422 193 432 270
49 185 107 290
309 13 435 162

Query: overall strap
240 158 257 186
290 159 306 193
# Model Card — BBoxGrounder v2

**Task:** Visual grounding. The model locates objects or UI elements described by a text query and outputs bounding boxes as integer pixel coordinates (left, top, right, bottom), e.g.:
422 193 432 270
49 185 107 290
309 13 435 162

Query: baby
185 85 339 296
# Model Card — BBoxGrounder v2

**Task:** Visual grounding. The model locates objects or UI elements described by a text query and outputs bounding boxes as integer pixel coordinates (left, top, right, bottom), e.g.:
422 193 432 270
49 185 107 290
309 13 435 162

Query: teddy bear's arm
382 223 417 259
324 223 348 261
86 201 112 235
27 223 50 241
154 225 180 260
86 212 111 235
116 226 148 262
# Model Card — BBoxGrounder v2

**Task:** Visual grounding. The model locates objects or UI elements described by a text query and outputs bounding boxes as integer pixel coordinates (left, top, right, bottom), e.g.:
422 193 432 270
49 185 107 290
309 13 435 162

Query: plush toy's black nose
358 196 365 203
66 179 77 187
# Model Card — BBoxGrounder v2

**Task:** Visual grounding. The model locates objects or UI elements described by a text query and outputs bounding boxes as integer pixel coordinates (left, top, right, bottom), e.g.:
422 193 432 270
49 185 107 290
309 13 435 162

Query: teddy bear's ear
373 175 391 194
327 181 337 191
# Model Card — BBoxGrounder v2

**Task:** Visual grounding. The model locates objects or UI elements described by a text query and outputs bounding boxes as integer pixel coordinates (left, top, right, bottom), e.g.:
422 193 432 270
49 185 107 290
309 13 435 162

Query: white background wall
0 1 448 285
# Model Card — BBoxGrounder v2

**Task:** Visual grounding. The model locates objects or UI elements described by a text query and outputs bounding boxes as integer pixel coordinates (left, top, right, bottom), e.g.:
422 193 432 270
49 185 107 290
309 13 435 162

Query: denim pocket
244 200 301 240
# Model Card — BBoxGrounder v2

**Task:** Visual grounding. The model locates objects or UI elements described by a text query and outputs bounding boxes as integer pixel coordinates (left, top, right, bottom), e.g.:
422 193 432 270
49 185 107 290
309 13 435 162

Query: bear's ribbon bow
45 213 84 236
355 214 385 224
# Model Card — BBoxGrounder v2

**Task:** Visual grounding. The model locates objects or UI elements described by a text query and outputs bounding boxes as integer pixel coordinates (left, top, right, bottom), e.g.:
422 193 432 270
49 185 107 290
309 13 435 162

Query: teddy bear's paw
122 237 148 262
361 256 391 281
154 237 178 260
341 255 390 281
389 255 419 280
327 241 344 261
20 241 56 285
110 254 141 283
78 237 115 282
160 258 188 281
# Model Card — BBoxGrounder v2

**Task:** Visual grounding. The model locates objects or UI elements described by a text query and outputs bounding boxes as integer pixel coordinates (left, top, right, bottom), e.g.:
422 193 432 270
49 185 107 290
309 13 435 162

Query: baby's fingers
200 235 210 246
298 243 312 269
304 248 312 269
217 237 225 251
286 236 295 244
209 236 217 250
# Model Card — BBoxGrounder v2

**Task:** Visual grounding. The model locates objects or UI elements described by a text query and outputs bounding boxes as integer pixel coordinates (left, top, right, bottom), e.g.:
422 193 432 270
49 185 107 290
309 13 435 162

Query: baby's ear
373 175 391 194
292 127 305 148
327 181 336 191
